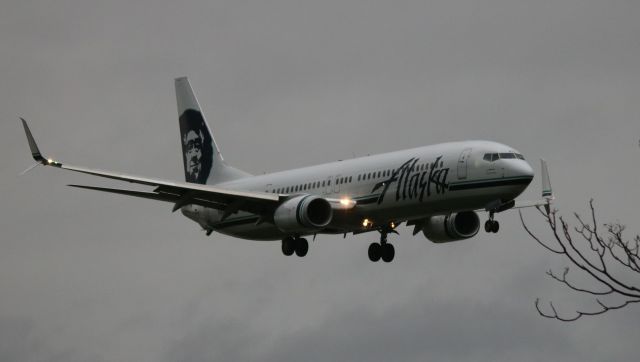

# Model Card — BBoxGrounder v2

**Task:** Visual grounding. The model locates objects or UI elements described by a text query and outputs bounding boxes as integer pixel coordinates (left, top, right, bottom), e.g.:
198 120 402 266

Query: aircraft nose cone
514 160 535 182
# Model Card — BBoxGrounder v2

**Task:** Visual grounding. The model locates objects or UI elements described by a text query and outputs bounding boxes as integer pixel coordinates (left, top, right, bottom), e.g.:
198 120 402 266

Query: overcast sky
1 0 639 361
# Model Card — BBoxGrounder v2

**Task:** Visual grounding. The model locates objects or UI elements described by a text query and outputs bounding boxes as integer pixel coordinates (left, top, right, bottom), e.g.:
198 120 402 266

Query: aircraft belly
186 183 527 240
351 183 527 222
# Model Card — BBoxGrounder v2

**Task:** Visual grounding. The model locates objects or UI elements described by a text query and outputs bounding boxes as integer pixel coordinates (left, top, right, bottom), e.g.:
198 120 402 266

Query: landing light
362 218 371 227
339 198 354 207
47 158 53 164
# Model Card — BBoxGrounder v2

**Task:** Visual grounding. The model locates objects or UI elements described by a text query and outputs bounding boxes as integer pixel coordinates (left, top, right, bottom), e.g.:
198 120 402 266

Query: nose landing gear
484 211 500 233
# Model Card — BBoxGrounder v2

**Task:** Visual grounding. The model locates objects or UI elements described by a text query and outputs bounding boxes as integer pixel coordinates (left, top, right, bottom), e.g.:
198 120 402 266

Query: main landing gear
281 236 309 257
368 230 396 263
484 211 500 233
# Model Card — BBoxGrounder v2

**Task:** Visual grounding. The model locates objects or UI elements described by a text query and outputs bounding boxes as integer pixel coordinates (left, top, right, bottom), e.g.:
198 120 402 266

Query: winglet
540 159 553 200
540 159 554 214
20 118 46 164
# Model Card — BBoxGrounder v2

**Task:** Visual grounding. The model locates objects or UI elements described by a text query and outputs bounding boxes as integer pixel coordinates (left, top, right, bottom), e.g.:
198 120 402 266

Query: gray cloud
1 0 639 361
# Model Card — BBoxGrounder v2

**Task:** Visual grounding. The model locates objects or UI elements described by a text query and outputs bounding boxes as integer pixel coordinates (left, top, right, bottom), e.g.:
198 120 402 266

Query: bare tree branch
519 209 563 254
522 200 640 321
535 298 640 322
546 268 614 296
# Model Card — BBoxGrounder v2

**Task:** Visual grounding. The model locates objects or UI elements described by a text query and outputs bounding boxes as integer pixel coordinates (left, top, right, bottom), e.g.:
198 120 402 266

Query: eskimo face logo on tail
179 109 213 184
372 156 449 204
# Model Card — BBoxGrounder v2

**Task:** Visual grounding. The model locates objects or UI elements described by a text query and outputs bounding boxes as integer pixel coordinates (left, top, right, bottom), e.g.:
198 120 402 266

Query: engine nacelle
273 195 333 233
422 211 480 243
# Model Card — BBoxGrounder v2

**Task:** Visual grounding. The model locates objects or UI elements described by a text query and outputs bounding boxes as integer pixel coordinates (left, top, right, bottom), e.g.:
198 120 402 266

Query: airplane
20 77 553 262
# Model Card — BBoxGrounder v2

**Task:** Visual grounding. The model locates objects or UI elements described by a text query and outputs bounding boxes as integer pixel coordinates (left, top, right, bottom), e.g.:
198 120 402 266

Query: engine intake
423 211 480 243
274 195 333 233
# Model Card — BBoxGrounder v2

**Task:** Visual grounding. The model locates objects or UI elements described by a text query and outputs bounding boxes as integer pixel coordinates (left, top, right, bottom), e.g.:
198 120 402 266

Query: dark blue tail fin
175 77 250 184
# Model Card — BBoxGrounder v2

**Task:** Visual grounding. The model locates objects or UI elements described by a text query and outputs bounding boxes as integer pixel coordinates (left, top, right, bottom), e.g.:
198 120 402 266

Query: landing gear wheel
381 243 395 263
295 238 309 257
485 220 493 233
368 243 381 262
281 237 295 256
485 220 500 233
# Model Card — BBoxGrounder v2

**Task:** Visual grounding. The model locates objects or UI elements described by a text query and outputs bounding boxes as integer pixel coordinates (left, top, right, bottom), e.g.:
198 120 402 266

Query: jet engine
422 211 480 243
273 195 333 233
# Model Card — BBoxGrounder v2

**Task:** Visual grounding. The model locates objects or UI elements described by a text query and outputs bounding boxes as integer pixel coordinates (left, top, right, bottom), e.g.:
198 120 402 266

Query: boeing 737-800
21 77 553 262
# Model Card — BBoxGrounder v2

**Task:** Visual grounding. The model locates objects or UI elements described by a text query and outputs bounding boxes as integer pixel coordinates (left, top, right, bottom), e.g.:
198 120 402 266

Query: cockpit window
484 152 526 161
483 153 501 162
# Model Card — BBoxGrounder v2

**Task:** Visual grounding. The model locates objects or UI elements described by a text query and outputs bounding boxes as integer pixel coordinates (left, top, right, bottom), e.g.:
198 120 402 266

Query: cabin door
457 148 472 179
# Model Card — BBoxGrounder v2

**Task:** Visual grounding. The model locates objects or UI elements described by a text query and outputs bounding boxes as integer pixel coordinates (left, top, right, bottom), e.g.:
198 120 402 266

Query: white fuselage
181 140 534 240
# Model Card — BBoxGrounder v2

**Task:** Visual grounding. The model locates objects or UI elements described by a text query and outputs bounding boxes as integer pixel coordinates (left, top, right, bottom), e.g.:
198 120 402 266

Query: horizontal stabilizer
68 184 178 202
68 184 228 210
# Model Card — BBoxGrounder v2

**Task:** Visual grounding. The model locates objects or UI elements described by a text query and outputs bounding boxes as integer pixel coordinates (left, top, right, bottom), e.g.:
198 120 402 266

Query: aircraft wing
21 119 281 216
